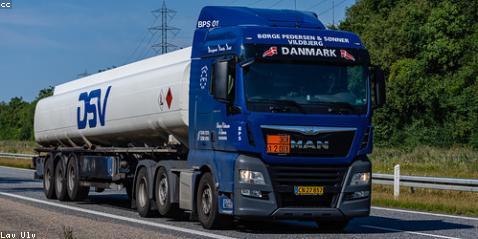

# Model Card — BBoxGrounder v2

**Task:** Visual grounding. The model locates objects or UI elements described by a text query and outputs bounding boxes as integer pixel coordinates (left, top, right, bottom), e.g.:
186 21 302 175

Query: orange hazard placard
266 135 290 154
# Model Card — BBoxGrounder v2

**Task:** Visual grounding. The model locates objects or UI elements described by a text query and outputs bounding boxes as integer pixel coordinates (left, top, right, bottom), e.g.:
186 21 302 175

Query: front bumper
233 155 371 219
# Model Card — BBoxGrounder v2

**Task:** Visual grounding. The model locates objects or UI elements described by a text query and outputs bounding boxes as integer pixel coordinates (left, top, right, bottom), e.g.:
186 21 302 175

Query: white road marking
0 192 236 239
362 225 462 239
0 166 35 172
372 206 478 222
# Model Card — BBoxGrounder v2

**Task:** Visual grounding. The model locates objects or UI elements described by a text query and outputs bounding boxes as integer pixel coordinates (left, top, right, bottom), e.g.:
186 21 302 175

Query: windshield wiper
250 99 307 114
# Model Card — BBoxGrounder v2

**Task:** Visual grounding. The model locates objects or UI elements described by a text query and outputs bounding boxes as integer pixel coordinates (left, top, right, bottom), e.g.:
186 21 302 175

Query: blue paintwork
187 6 373 195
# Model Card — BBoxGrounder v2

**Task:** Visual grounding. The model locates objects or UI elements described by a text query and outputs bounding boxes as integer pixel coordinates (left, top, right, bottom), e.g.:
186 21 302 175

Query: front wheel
196 173 232 229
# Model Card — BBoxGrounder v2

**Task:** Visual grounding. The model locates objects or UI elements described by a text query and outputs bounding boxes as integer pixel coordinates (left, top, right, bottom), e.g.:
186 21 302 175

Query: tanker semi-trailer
33 6 386 230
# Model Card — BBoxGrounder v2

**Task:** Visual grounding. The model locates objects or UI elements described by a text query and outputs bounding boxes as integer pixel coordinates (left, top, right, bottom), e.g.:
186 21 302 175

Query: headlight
239 170 265 185
350 172 370 186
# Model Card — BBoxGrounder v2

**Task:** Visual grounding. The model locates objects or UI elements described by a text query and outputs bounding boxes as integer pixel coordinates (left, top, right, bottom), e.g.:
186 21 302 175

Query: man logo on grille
291 140 330 150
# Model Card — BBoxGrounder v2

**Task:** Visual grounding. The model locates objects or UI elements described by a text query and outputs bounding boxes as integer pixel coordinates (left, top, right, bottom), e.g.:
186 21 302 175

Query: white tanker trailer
34 48 191 148
32 6 386 230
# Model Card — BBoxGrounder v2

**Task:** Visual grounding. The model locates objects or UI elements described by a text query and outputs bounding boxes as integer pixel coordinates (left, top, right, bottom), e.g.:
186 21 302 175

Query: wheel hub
158 176 168 205
68 166 75 191
201 185 212 215
44 169 50 190
138 178 147 207
56 167 63 193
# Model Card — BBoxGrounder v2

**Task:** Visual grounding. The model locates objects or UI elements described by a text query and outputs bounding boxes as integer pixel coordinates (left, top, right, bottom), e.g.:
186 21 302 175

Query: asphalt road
0 166 477 239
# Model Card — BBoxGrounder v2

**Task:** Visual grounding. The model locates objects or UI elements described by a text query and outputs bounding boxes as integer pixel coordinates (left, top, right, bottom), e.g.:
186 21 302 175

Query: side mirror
212 59 235 103
373 67 386 108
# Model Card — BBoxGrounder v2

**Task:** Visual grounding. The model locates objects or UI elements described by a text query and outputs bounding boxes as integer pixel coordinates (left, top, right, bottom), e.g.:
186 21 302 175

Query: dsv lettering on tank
77 86 112 129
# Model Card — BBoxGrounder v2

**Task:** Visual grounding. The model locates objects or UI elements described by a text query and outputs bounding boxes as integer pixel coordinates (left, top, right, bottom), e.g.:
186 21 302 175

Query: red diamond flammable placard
166 88 173 109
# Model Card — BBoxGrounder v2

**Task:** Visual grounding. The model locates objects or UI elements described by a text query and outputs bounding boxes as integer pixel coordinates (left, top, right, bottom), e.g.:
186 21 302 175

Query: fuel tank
34 47 192 148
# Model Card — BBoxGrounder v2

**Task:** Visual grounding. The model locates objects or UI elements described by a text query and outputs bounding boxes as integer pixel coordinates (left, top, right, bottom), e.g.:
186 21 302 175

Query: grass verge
371 146 478 178
0 158 32 169
372 185 478 217
0 140 36 154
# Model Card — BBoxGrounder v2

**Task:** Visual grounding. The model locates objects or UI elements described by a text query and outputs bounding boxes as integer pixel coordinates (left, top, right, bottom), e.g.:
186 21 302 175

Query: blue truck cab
185 6 386 229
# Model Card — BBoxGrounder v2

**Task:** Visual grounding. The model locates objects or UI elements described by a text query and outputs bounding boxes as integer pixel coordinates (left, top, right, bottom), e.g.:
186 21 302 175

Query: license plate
266 135 290 154
294 186 324 196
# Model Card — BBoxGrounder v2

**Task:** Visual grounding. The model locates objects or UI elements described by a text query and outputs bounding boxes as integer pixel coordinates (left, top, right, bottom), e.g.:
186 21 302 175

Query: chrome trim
260 125 357 135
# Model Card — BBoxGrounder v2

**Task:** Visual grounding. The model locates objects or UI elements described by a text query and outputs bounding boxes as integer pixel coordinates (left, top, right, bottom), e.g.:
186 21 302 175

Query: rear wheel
135 168 153 217
43 155 56 199
316 219 349 231
155 167 180 217
196 172 232 229
55 158 69 201
66 154 89 201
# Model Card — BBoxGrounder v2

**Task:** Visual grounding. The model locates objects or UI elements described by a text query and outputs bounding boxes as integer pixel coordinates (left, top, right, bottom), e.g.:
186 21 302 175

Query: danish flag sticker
262 46 278 57
340 49 356 61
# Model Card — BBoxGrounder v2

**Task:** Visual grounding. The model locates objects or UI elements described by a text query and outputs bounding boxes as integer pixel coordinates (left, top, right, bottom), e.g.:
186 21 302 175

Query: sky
0 0 355 102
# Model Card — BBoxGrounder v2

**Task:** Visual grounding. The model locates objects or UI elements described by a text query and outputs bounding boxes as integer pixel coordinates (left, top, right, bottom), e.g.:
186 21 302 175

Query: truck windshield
243 62 368 115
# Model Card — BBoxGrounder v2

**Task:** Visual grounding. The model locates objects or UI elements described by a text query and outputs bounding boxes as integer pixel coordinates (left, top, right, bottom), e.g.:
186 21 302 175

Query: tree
0 87 54 141
340 0 478 147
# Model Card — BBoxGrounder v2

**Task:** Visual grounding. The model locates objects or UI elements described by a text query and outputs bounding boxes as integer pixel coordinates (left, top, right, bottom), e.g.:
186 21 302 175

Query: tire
54 157 69 201
135 168 153 217
196 172 232 229
66 154 89 201
43 155 56 199
316 219 349 231
155 167 180 217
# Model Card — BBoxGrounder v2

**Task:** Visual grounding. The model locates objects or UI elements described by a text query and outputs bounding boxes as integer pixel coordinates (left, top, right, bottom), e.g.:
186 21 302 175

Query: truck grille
261 126 356 157
268 165 348 208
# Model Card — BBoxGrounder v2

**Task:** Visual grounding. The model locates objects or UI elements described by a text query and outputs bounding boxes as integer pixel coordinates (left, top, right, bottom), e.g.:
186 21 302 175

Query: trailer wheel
135 168 153 217
66 155 89 201
55 159 69 201
155 167 179 217
43 156 56 199
197 172 232 229
316 219 349 231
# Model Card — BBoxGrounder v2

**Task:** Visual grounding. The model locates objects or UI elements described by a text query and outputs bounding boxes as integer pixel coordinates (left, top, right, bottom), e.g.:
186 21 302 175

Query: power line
318 0 348 16
137 31 157 61
124 17 159 64
250 0 264 6
307 0 328 10
269 0 285 8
